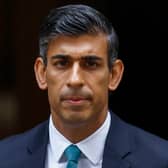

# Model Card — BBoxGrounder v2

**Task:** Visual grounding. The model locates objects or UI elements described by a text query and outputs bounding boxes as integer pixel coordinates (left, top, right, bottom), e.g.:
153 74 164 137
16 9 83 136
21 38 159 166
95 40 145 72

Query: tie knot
64 145 81 162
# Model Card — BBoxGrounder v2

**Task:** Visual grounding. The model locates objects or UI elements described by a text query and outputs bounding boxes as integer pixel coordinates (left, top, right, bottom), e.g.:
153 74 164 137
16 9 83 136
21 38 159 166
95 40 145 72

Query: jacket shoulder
0 120 48 160
108 112 168 167
120 116 168 166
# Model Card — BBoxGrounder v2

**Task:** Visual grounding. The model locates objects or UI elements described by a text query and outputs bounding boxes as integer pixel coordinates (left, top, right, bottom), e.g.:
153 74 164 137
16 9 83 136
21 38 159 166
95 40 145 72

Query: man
0 4 168 168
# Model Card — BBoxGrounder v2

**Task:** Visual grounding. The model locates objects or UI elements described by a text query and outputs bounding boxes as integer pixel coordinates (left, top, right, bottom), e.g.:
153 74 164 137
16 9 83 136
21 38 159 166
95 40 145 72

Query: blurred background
0 0 168 139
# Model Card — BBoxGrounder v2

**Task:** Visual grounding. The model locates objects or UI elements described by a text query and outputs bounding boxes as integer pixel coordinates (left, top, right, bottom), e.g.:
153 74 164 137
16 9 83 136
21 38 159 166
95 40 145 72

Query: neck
51 110 107 143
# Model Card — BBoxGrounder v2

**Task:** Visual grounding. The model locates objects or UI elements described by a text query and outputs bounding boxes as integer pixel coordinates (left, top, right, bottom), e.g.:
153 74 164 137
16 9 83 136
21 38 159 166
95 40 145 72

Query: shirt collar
49 112 111 165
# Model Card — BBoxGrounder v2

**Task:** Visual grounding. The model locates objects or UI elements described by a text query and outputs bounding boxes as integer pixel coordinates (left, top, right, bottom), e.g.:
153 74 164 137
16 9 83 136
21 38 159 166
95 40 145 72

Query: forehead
46 34 108 58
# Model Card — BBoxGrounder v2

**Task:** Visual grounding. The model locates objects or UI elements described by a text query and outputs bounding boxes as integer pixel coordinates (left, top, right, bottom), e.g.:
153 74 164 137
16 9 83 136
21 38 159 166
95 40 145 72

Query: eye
54 59 70 69
81 56 101 70
84 59 99 69
82 58 100 70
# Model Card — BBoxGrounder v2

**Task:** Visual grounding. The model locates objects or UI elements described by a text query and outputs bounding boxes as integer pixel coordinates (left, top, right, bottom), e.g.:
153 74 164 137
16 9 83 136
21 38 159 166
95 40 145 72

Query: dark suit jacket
0 112 168 168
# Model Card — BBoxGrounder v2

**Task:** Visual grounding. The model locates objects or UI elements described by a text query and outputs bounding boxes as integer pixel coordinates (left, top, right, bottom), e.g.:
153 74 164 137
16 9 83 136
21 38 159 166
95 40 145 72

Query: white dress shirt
45 112 111 168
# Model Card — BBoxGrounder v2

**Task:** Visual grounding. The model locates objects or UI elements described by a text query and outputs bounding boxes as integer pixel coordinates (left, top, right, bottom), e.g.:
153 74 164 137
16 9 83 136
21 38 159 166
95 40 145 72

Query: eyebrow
51 54 102 61
51 54 70 60
81 55 102 61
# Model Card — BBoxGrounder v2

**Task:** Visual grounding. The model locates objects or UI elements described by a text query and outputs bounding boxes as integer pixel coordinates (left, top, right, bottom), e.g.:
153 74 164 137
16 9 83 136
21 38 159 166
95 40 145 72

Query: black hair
39 4 119 68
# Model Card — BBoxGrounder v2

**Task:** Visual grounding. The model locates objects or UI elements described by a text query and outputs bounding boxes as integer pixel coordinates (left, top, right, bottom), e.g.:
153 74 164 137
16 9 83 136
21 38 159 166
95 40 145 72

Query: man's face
35 34 123 129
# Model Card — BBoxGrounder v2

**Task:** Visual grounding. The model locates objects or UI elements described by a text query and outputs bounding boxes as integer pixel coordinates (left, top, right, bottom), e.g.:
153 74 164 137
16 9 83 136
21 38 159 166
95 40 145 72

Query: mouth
61 96 91 106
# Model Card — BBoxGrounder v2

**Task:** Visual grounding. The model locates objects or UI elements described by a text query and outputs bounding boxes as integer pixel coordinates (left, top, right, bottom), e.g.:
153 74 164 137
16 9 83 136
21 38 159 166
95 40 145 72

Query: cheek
46 68 66 88
46 72 65 105
46 71 65 107
87 71 110 94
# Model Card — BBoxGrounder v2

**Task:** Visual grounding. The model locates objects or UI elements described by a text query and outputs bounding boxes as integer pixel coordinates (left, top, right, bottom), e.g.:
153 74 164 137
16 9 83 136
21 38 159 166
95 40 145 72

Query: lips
61 96 91 106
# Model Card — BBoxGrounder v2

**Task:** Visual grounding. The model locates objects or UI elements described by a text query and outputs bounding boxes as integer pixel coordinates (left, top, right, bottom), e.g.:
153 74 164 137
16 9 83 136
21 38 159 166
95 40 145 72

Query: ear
108 59 124 91
34 57 47 90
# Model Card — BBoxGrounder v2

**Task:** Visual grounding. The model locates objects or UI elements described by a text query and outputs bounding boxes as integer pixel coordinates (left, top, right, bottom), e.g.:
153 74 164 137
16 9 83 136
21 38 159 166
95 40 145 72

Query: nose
67 62 84 88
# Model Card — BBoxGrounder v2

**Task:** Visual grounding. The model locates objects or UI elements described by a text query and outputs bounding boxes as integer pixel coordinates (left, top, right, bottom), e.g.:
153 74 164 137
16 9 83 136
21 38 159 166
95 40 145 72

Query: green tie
64 145 81 168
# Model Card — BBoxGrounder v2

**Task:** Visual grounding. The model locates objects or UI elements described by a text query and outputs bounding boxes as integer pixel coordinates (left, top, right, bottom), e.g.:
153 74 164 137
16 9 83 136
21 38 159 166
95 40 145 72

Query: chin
61 111 92 126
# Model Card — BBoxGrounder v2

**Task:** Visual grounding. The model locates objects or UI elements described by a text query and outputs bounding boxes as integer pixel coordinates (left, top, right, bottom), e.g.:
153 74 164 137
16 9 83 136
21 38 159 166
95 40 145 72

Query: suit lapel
102 112 134 168
24 120 49 168
21 112 134 168
102 155 131 168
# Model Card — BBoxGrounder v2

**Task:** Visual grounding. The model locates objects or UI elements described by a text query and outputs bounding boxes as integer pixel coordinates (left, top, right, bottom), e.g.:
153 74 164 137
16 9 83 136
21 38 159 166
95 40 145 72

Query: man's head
39 4 119 69
34 4 124 140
